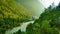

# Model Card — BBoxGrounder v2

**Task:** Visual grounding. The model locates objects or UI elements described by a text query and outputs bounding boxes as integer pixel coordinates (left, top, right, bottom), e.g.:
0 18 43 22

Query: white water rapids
5 21 34 34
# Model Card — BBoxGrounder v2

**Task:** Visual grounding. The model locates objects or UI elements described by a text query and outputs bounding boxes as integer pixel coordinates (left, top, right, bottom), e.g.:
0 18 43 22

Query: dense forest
0 0 60 34
26 3 60 34
0 0 32 34
14 3 60 34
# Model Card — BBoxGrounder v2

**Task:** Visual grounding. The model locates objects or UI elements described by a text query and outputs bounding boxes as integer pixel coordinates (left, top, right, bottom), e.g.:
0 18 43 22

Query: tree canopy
20 3 60 34
0 0 31 34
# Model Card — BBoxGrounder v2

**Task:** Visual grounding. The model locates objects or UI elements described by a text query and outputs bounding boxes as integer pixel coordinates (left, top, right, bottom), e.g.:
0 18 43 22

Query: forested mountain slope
15 0 44 17
0 0 31 34
14 3 60 34
26 3 60 34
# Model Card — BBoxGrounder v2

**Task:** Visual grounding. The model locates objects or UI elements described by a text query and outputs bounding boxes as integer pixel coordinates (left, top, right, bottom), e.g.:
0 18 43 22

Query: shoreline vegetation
14 3 60 34
0 0 33 34
0 0 60 34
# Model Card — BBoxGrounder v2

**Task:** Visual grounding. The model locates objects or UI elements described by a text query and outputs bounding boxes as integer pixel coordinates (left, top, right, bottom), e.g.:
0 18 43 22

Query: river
5 21 34 34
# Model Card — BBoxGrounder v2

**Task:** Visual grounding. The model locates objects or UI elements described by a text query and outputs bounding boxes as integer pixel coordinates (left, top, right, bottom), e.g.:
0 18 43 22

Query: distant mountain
0 0 31 34
15 0 44 17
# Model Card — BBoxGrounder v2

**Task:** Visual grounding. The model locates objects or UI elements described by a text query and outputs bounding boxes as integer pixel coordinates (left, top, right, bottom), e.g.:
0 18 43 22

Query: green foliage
8 2 60 34
13 30 26 34
25 3 60 34
0 0 31 34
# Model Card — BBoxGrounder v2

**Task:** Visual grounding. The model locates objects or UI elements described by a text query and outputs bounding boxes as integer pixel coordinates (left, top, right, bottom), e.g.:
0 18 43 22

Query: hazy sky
39 0 60 8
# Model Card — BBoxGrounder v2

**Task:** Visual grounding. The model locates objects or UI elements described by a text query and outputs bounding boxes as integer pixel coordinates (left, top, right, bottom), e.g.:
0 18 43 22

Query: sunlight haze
39 0 60 8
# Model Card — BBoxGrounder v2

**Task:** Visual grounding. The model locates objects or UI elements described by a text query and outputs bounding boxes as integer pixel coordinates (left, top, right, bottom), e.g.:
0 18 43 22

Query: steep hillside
14 3 60 34
0 0 31 34
25 3 60 34
15 0 44 17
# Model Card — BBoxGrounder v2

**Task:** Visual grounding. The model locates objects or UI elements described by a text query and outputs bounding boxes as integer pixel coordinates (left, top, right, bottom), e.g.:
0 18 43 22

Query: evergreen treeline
14 3 60 34
0 0 31 34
